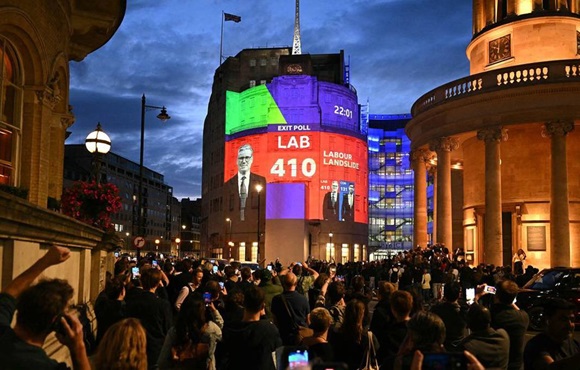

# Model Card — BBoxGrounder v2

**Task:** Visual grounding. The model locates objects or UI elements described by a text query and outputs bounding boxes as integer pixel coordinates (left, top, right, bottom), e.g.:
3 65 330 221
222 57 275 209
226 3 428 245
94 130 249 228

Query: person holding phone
0 245 91 370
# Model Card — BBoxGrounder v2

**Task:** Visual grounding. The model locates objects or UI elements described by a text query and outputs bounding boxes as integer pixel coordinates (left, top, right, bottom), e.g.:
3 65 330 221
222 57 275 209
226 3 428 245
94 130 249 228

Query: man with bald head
270 272 310 345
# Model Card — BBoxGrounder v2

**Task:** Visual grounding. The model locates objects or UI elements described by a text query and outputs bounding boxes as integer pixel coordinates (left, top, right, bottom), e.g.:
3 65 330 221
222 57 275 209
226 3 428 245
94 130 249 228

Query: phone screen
219 282 224 289
131 266 140 277
203 292 212 304
267 265 273 271
152 260 158 267
465 288 475 304
423 352 466 370
212 265 218 273
485 285 497 294
288 349 308 369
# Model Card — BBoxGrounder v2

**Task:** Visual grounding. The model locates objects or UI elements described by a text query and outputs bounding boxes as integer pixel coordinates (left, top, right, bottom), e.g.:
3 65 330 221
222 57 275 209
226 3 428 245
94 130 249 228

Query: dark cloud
69 0 473 199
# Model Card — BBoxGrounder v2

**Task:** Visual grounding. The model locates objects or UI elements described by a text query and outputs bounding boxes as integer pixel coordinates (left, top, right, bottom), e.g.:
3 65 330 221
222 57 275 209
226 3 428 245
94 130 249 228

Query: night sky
68 0 472 200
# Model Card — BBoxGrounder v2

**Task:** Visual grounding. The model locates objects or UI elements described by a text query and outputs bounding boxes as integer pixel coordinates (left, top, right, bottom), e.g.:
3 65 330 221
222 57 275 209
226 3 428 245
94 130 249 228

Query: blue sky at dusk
68 0 472 200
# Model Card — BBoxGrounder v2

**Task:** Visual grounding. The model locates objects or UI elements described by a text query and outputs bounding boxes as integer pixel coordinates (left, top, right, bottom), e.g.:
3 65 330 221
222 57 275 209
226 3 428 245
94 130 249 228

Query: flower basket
61 180 122 231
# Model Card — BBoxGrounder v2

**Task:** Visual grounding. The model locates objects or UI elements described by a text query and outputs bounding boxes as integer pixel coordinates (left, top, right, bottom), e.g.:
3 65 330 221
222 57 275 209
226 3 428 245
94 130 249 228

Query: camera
423 352 467 370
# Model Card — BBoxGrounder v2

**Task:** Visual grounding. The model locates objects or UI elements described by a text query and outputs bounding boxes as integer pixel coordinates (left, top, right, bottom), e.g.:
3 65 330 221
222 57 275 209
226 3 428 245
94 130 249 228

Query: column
477 127 506 266
411 148 434 249
544 121 574 267
428 165 437 244
429 137 459 249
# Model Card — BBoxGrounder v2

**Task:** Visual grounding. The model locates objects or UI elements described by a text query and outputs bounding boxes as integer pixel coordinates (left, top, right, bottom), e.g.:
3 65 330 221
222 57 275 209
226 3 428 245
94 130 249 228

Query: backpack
171 340 210 370
296 275 305 295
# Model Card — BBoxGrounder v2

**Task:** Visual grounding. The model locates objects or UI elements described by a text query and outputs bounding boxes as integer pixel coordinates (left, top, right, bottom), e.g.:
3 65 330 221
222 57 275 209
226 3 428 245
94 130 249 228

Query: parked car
516 267 580 331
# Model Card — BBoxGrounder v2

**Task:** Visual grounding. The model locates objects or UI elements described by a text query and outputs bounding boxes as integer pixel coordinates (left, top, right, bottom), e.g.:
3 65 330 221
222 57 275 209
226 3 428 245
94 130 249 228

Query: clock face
489 35 511 64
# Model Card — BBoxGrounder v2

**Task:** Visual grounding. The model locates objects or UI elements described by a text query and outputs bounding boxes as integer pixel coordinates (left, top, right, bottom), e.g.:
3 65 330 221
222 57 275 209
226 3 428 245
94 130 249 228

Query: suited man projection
226 144 266 221
323 180 340 221
341 183 355 222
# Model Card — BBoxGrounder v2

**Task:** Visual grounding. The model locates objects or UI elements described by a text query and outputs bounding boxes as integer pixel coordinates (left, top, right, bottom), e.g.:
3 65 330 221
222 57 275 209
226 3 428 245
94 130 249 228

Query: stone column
411 148 434 249
429 137 459 249
477 127 506 267
544 121 574 267
428 165 437 244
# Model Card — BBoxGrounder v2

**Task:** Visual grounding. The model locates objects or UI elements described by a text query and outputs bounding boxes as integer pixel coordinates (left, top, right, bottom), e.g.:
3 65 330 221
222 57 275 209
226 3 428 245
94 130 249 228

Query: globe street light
85 123 111 185
256 184 263 263
175 237 181 258
137 94 170 253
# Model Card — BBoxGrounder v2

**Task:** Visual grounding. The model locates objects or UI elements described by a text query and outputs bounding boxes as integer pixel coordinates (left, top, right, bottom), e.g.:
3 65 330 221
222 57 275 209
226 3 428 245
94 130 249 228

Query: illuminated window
238 243 246 261
260 59 267 66
249 59 256 67
0 38 21 186
326 243 335 261
341 244 349 263
249 80 256 87
353 244 360 262
251 242 258 262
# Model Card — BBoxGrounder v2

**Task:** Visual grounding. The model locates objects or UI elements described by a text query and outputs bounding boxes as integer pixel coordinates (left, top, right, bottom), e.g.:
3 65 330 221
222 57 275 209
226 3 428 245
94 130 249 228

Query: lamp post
256 184 263 263
85 123 111 185
329 232 333 261
137 94 170 255
175 237 181 258
226 218 232 258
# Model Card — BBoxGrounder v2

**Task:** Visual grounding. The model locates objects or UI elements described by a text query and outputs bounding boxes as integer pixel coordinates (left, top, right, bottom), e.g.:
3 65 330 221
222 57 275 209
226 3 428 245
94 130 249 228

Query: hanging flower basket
61 180 122 231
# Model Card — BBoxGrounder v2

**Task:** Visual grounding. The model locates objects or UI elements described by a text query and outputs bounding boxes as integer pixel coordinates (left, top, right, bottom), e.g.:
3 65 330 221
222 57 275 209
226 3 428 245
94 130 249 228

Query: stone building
407 1 579 269
0 0 125 363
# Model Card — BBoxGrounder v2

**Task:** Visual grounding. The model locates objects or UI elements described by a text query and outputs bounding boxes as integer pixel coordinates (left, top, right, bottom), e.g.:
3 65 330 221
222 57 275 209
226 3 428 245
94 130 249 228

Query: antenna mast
292 0 301 55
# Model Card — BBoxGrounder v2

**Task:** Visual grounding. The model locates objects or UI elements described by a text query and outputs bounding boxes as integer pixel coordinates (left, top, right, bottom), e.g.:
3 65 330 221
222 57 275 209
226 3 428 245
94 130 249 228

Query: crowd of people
0 244 578 370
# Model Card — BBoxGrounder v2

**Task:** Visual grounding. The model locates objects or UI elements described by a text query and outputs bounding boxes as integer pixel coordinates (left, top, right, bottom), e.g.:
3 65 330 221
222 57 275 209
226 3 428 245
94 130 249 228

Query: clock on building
489 34 511 64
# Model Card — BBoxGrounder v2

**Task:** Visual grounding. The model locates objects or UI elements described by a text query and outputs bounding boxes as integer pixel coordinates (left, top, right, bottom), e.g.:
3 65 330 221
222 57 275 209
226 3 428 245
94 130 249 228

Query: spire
292 0 301 55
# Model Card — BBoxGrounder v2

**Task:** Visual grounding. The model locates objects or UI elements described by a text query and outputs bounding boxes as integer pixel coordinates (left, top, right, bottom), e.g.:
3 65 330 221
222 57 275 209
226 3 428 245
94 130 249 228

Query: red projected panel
225 129 368 223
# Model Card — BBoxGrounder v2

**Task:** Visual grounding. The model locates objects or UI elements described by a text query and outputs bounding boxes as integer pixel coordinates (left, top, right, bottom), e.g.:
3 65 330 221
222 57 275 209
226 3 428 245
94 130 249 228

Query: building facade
202 48 368 265
64 144 179 254
0 1 125 365
368 114 431 258
407 1 580 269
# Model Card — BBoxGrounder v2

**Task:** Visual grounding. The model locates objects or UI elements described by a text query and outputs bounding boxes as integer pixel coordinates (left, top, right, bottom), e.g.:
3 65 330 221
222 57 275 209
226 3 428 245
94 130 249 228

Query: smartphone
131 266 140 277
484 285 497 294
219 281 225 290
336 275 344 282
288 349 308 369
465 288 475 304
423 352 466 370
267 265 273 271
152 260 158 267
212 265 218 273
51 314 71 337
114 252 119 258
203 292 212 305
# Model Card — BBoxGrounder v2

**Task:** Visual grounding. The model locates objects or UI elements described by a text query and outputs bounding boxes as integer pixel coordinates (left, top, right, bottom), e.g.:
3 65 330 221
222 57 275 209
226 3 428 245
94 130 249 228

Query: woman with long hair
93 318 147 370
328 299 379 370
158 294 223 370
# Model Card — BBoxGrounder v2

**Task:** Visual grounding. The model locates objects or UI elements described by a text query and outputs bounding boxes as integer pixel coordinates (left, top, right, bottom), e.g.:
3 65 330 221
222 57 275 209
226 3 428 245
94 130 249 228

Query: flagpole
220 10 224 65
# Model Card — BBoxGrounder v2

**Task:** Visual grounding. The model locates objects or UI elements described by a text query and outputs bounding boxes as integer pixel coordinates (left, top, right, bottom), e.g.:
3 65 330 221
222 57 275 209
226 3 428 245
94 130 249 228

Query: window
249 59 256 67
260 80 267 85
249 80 256 87
238 243 246 261
260 59 267 66
0 38 22 186
251 242 258 262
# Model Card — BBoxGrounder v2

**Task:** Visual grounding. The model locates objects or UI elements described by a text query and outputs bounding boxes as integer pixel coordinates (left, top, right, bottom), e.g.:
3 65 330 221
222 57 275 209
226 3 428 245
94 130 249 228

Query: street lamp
256 184 263 263
226 217 232 258
85 123 111 185
175 237 181 258
155 238 160 251
137 94 170 249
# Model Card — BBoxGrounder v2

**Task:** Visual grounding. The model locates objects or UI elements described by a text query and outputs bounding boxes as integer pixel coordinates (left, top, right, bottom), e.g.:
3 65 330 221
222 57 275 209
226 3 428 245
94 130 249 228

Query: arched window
0 37 22 186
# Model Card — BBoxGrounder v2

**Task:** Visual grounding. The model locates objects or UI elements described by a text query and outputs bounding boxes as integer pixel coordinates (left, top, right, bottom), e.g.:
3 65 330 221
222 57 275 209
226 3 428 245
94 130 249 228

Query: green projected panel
225 85 286 135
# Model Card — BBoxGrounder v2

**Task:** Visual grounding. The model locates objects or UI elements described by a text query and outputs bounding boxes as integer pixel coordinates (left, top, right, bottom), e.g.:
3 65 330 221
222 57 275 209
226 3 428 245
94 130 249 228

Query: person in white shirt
174 269 204 311
421 268 432 303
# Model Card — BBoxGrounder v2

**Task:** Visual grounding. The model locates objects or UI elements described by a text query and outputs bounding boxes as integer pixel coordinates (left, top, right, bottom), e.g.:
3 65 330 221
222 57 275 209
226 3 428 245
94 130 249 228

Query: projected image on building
224 75 368 224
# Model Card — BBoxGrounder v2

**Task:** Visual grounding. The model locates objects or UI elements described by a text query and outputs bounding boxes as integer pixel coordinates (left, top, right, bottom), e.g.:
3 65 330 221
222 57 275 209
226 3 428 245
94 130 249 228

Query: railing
411 59 580 117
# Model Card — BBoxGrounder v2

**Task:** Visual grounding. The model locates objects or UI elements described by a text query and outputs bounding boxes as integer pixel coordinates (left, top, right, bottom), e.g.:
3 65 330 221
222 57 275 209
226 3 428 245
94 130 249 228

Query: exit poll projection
224 75 368 223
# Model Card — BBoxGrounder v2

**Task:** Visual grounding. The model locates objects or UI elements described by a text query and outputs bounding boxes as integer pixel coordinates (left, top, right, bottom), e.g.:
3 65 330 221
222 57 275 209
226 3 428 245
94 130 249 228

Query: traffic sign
133 236 145 249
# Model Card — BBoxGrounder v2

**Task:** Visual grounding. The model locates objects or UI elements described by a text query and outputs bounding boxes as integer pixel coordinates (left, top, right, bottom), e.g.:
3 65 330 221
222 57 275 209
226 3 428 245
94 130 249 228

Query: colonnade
411 122 574 266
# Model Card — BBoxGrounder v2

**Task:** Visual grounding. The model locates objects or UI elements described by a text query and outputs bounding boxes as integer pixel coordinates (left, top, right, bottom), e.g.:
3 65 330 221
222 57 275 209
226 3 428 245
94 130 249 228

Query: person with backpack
158 294 223 370
290 261 319 300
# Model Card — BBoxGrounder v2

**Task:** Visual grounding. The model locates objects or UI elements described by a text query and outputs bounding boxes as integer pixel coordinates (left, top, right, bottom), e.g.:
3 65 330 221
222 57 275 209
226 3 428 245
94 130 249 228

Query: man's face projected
349 184 354 194
332 182 338 193
237 146 253 175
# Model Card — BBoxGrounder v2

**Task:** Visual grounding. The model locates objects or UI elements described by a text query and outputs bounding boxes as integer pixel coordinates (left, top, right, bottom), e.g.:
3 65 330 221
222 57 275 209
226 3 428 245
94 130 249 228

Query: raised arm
2 245 70 298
